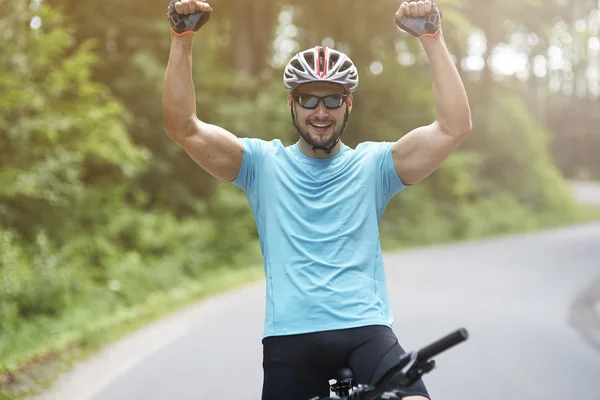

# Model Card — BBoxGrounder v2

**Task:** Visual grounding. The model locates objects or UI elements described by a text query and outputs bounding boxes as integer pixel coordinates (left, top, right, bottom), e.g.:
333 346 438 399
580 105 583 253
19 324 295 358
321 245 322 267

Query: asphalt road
32 183 600 400
572 180 600 205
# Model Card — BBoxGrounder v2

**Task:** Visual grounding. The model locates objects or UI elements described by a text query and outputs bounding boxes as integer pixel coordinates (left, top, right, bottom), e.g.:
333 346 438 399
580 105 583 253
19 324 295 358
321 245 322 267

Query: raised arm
162 0 243 182
391 1 472 186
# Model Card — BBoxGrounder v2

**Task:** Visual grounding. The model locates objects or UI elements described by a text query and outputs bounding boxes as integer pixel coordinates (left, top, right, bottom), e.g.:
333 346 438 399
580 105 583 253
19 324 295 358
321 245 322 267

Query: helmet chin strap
291 100 350 155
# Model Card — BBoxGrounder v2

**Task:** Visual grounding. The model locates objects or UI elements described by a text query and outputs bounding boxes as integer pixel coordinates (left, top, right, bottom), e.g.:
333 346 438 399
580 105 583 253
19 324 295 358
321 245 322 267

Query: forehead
295 82 345 95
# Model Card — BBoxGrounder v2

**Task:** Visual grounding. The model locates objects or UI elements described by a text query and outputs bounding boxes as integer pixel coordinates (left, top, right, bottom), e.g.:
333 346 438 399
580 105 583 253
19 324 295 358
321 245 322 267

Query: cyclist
163 1 471 399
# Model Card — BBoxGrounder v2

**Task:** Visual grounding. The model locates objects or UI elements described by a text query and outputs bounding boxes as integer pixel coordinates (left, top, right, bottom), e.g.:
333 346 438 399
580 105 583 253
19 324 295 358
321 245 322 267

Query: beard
296 119 344 151
290 101 350 153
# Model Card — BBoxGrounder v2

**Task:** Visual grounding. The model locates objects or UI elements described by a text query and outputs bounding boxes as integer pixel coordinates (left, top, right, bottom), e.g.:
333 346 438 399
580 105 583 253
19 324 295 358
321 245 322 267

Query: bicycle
311 327 469 400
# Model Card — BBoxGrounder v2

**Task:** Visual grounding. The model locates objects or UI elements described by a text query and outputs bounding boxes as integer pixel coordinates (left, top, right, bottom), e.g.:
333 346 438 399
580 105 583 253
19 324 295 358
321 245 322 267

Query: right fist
167 0 213 36
173 0 212 15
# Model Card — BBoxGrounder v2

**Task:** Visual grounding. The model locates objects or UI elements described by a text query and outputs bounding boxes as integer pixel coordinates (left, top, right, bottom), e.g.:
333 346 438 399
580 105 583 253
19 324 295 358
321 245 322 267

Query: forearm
420 31 472 137
162 34 199 139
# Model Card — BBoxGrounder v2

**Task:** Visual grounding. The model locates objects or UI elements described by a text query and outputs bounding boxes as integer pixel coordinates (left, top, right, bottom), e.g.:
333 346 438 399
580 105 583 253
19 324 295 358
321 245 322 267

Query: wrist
419 30 445 55
171 31 195 45
419 29 443 45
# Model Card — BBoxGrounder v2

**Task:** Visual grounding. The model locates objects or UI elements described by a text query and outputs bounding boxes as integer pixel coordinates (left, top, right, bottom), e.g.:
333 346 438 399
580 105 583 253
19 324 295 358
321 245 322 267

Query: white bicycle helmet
283 46 359 93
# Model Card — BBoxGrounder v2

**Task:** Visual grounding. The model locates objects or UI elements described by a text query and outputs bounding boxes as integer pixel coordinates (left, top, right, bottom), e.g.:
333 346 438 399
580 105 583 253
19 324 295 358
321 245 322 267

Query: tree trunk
233 0 278 76
233 0 256 77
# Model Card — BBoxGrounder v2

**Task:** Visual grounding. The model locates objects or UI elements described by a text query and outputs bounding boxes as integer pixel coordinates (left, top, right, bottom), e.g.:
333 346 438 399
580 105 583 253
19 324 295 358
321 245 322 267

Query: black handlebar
320 327 470 400
416 327 469 361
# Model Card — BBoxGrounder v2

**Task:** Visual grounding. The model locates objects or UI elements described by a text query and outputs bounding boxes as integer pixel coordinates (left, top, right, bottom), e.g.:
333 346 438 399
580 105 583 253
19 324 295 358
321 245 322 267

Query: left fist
393 0 441 38
395 0 434 19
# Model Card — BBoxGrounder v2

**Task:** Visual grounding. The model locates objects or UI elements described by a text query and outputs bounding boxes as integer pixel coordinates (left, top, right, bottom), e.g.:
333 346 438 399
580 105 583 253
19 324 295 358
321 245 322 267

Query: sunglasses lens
324 95 344 108
295 94 346 109
297 95 319 109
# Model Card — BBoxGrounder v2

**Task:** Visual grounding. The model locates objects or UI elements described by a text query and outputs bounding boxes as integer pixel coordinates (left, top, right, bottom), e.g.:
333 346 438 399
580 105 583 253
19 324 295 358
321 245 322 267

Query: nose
314 100 328 117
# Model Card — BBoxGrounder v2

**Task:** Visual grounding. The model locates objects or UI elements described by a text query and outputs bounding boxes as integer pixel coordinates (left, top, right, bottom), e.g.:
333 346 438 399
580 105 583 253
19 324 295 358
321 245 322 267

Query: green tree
0 0 149 242
44 0 288 213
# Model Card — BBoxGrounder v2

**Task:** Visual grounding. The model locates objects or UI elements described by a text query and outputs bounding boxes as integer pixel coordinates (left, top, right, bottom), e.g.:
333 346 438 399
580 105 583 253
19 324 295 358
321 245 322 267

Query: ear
347 93 353 112
287 93 293 112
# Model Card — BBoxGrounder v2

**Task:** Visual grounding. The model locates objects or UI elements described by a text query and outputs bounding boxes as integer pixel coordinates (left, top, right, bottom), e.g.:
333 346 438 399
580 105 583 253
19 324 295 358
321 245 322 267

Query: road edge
22 280 265 400
569 273 600 351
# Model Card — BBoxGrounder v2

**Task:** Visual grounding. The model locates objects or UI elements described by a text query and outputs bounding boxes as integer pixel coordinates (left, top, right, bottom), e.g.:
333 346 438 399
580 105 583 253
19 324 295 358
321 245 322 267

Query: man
162 1 472 399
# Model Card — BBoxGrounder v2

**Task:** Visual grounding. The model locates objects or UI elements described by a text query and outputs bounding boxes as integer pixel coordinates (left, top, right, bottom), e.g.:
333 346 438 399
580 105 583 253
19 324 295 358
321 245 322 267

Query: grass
582 204 600 220
381 204 600 251
2 204 600 400
0 265 265 400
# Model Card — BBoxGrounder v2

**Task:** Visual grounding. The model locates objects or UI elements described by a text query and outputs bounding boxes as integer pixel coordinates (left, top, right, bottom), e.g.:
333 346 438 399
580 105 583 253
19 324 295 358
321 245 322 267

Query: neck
297 137 343 159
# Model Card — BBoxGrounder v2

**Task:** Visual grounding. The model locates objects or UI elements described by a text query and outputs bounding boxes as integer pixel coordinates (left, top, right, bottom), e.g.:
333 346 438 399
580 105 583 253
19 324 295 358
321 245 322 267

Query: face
287 82 353 149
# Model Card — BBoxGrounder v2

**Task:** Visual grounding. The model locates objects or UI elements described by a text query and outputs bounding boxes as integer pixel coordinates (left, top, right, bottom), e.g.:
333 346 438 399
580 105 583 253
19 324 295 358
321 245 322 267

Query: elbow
438 115 472 139
455 107 473 138
164 124 182 143
460 116 473 137
453 122 472 141
162 108 180 140
461 106 474 136
164 124 180 141
163 116 198 142
161 100 198 141
438 110 473 140
163 122 175 140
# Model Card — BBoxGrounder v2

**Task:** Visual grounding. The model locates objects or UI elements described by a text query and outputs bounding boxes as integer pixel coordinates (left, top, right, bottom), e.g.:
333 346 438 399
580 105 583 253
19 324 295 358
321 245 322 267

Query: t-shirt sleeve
375 141 409 200
231 137 268 194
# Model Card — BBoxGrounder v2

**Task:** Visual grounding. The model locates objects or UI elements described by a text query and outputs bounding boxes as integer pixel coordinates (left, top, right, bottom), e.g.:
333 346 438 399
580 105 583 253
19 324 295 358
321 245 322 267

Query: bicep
391 121 464 185
174 119 244 182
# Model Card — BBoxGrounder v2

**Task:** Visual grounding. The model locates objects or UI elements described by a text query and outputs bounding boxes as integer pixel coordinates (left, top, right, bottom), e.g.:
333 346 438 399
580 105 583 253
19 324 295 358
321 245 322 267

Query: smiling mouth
309 122 334 132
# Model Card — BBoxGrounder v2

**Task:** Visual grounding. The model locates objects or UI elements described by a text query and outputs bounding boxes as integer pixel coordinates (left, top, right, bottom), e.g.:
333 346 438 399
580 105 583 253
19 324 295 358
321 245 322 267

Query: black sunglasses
293 93 348 110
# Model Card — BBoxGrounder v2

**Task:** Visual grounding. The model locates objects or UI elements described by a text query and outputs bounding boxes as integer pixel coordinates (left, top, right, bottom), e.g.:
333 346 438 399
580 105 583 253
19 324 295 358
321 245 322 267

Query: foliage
0 0 149 241
0 0 262 365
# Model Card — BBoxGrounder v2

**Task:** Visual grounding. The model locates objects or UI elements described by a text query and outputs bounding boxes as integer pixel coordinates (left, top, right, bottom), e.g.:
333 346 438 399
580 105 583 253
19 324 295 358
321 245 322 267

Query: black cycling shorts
261 324 430 400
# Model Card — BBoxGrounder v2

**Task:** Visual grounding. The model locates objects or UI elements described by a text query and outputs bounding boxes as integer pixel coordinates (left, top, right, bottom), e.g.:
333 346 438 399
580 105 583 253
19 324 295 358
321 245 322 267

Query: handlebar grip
416 328 469 361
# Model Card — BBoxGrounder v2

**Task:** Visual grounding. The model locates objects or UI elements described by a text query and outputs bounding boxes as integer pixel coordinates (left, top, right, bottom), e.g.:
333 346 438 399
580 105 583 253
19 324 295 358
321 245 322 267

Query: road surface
571 180 600 206
31 183 600 400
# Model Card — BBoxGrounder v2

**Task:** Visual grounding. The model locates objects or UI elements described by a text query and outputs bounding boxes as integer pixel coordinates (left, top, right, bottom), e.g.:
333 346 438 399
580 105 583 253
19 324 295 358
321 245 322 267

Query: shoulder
232 138 285 191
354 141 395 157
239 138 285 157
239 137 283 149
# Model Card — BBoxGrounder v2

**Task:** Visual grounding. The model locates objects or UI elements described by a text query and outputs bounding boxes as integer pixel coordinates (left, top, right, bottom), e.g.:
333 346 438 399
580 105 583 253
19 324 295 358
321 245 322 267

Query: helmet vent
291 58 304 72
303 53 315 71
340 60 352 72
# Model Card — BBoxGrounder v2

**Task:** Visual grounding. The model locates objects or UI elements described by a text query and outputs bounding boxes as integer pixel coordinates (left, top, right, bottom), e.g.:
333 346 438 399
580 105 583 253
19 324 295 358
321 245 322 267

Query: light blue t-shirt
231 138 408 338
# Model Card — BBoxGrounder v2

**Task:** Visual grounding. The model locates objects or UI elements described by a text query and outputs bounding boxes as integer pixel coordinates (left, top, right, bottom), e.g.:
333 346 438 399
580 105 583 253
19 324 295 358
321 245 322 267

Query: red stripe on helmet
322 46 328 77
